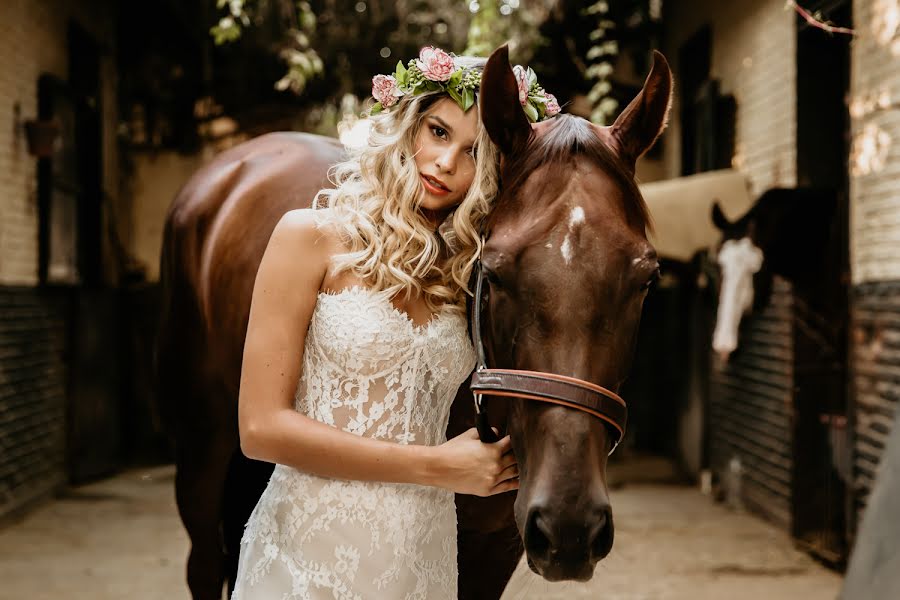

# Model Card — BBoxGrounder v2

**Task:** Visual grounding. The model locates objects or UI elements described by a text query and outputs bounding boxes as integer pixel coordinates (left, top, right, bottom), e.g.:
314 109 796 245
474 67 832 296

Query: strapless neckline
317 285 455 334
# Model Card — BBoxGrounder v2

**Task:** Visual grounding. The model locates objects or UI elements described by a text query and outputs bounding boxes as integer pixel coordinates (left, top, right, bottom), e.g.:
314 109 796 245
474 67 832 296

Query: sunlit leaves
211 0 323 96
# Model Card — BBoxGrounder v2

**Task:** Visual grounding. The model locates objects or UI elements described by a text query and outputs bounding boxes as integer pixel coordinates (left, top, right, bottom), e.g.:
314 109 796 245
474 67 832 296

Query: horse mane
501 114 652 233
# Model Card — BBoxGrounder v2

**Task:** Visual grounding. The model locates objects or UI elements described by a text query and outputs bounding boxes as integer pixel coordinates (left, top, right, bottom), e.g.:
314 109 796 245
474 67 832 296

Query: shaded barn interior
623 0 852 566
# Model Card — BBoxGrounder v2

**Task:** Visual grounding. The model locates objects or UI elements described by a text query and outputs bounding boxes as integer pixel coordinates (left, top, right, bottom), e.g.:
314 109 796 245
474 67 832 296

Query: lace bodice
232 286 476 600
297 286 475 445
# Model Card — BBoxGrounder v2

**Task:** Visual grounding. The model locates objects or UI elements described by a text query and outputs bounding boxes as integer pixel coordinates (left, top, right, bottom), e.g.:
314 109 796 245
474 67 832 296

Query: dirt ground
0 462 842 600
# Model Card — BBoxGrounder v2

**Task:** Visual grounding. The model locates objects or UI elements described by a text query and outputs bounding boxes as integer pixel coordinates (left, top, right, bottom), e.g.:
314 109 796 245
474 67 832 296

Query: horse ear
605 51 673 171
711 201 731 230
480 45 531 155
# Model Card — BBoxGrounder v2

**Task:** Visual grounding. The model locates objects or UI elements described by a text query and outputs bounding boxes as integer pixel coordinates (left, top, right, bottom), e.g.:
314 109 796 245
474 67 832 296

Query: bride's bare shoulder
259 209 345 293
270 208 344 252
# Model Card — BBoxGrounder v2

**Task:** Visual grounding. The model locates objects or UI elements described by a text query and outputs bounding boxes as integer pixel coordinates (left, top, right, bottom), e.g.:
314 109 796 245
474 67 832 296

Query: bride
231 47 558 599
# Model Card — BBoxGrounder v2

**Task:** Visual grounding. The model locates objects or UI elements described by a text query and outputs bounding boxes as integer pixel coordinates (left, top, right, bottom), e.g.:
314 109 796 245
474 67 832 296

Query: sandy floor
501 482 843 599
0 463 842 600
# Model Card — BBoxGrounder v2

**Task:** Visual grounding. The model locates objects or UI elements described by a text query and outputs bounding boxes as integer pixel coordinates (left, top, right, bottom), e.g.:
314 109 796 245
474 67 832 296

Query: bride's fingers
497 463 518 481
491 477 519 495
499 454 517 470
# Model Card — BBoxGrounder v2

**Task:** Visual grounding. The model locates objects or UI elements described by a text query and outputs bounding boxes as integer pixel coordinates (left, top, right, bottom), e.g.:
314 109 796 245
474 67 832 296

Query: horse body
158 46 673 598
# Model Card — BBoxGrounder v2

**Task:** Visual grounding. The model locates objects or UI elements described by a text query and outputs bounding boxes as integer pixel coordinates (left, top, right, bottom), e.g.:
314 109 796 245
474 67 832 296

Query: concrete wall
0 0 119 285
125 152 205 282
661 0 797 195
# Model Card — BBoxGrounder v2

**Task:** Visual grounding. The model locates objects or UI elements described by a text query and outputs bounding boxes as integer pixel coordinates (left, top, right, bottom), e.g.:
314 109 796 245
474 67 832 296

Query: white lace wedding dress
231 286 476 600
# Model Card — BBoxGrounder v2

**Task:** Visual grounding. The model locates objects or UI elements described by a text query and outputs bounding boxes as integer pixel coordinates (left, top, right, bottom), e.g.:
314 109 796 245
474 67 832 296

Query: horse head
710 201 764 361
477 46 672 581
710 187 840 362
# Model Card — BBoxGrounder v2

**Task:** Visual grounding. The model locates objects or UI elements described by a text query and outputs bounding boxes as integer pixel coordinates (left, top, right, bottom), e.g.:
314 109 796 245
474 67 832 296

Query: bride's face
413 98 480 216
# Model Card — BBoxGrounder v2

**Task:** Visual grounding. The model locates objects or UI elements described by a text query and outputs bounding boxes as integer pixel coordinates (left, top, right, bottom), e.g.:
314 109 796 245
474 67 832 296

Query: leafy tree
117 0 661 151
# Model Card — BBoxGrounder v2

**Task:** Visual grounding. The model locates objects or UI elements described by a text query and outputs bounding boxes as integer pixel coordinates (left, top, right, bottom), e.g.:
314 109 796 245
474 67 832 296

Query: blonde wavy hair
315 57 500 313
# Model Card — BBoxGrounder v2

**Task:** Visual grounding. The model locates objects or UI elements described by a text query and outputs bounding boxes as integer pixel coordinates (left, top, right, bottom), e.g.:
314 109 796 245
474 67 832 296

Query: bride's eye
431 126 448 140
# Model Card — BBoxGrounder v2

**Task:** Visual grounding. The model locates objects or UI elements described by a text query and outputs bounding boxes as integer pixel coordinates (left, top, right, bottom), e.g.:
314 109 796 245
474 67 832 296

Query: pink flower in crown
545 93 561 116
512 65 529 106
372 74 400 107
417 46 455 82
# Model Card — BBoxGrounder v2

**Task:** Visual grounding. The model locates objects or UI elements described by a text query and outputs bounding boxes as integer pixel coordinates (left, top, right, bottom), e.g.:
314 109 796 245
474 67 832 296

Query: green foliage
464 0 553 65
209 0 249 44
464 0 501 57
583 0 661 125
211 0 323 95
584 0 618 125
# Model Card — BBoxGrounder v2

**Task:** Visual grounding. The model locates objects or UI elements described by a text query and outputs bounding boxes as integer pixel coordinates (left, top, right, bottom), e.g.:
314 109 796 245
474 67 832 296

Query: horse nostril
590 507 614 559
524 508 552 559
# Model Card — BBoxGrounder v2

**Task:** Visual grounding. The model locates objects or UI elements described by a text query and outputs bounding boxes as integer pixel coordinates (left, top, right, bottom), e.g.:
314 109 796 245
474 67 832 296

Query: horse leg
175 428 235 600
456 493 522 600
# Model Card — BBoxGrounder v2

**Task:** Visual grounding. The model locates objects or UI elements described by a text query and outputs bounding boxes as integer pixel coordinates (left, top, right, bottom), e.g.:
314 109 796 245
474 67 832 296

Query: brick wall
850 0 900 284
848 0 900 523
662 0 797 195
0 0 118 285
0 288 69 518
0 0 117 518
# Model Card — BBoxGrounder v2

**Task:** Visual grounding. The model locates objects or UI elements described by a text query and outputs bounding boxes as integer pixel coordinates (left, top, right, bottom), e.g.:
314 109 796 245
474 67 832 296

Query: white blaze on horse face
712 237 764 361
569 206 585 226
561 236 574 264
560 206 585 265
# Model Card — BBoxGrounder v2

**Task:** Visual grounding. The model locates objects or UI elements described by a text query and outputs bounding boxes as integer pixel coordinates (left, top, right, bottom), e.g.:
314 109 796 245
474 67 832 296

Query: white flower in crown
416 46 455 82
371 74 400 107
545 93 561 117
512 65 529 106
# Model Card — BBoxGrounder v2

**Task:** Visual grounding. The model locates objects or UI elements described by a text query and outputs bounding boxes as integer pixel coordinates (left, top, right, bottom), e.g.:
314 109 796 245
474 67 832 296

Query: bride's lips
420 173 451 196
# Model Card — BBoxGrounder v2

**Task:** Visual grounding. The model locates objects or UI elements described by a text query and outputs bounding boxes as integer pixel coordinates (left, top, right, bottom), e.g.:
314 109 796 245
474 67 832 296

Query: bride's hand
430 428 518 497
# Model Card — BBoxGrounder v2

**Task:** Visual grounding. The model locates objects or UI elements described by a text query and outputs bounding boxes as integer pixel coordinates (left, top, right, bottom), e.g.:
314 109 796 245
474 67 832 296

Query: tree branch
786 1 855 36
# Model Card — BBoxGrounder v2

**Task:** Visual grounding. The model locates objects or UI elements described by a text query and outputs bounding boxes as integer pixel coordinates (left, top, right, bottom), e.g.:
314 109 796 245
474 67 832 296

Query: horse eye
483 267 502 286
642 269 661 291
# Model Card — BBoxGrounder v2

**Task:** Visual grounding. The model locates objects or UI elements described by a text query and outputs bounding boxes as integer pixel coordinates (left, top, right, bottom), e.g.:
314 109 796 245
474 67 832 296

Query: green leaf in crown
394 61 408 88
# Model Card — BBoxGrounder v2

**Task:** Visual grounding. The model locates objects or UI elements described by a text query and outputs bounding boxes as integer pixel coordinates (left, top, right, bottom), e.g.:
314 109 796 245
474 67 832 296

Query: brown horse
157 46 671 599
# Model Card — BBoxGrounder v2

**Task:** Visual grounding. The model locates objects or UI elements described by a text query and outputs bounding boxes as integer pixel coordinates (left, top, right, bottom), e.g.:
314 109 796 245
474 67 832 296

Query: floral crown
370 46 560 123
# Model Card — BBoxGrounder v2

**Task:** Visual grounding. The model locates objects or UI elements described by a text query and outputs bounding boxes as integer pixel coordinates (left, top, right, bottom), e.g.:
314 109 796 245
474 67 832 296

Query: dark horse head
709 187 839 361
476 47 672 581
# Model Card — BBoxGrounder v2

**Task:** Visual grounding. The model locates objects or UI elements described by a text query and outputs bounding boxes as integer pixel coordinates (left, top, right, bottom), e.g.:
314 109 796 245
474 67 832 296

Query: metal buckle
608 439 619 457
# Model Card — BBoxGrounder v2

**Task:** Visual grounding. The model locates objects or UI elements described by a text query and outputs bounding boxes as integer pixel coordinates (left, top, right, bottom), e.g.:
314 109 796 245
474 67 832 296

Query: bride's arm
238 209 518 497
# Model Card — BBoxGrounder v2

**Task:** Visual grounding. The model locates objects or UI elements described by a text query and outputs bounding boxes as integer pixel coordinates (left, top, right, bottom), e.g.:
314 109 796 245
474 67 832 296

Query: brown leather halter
469 258 628 454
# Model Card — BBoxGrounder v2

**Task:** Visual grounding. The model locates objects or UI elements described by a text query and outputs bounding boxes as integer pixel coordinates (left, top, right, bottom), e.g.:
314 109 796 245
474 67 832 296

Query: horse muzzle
521 500 614 582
